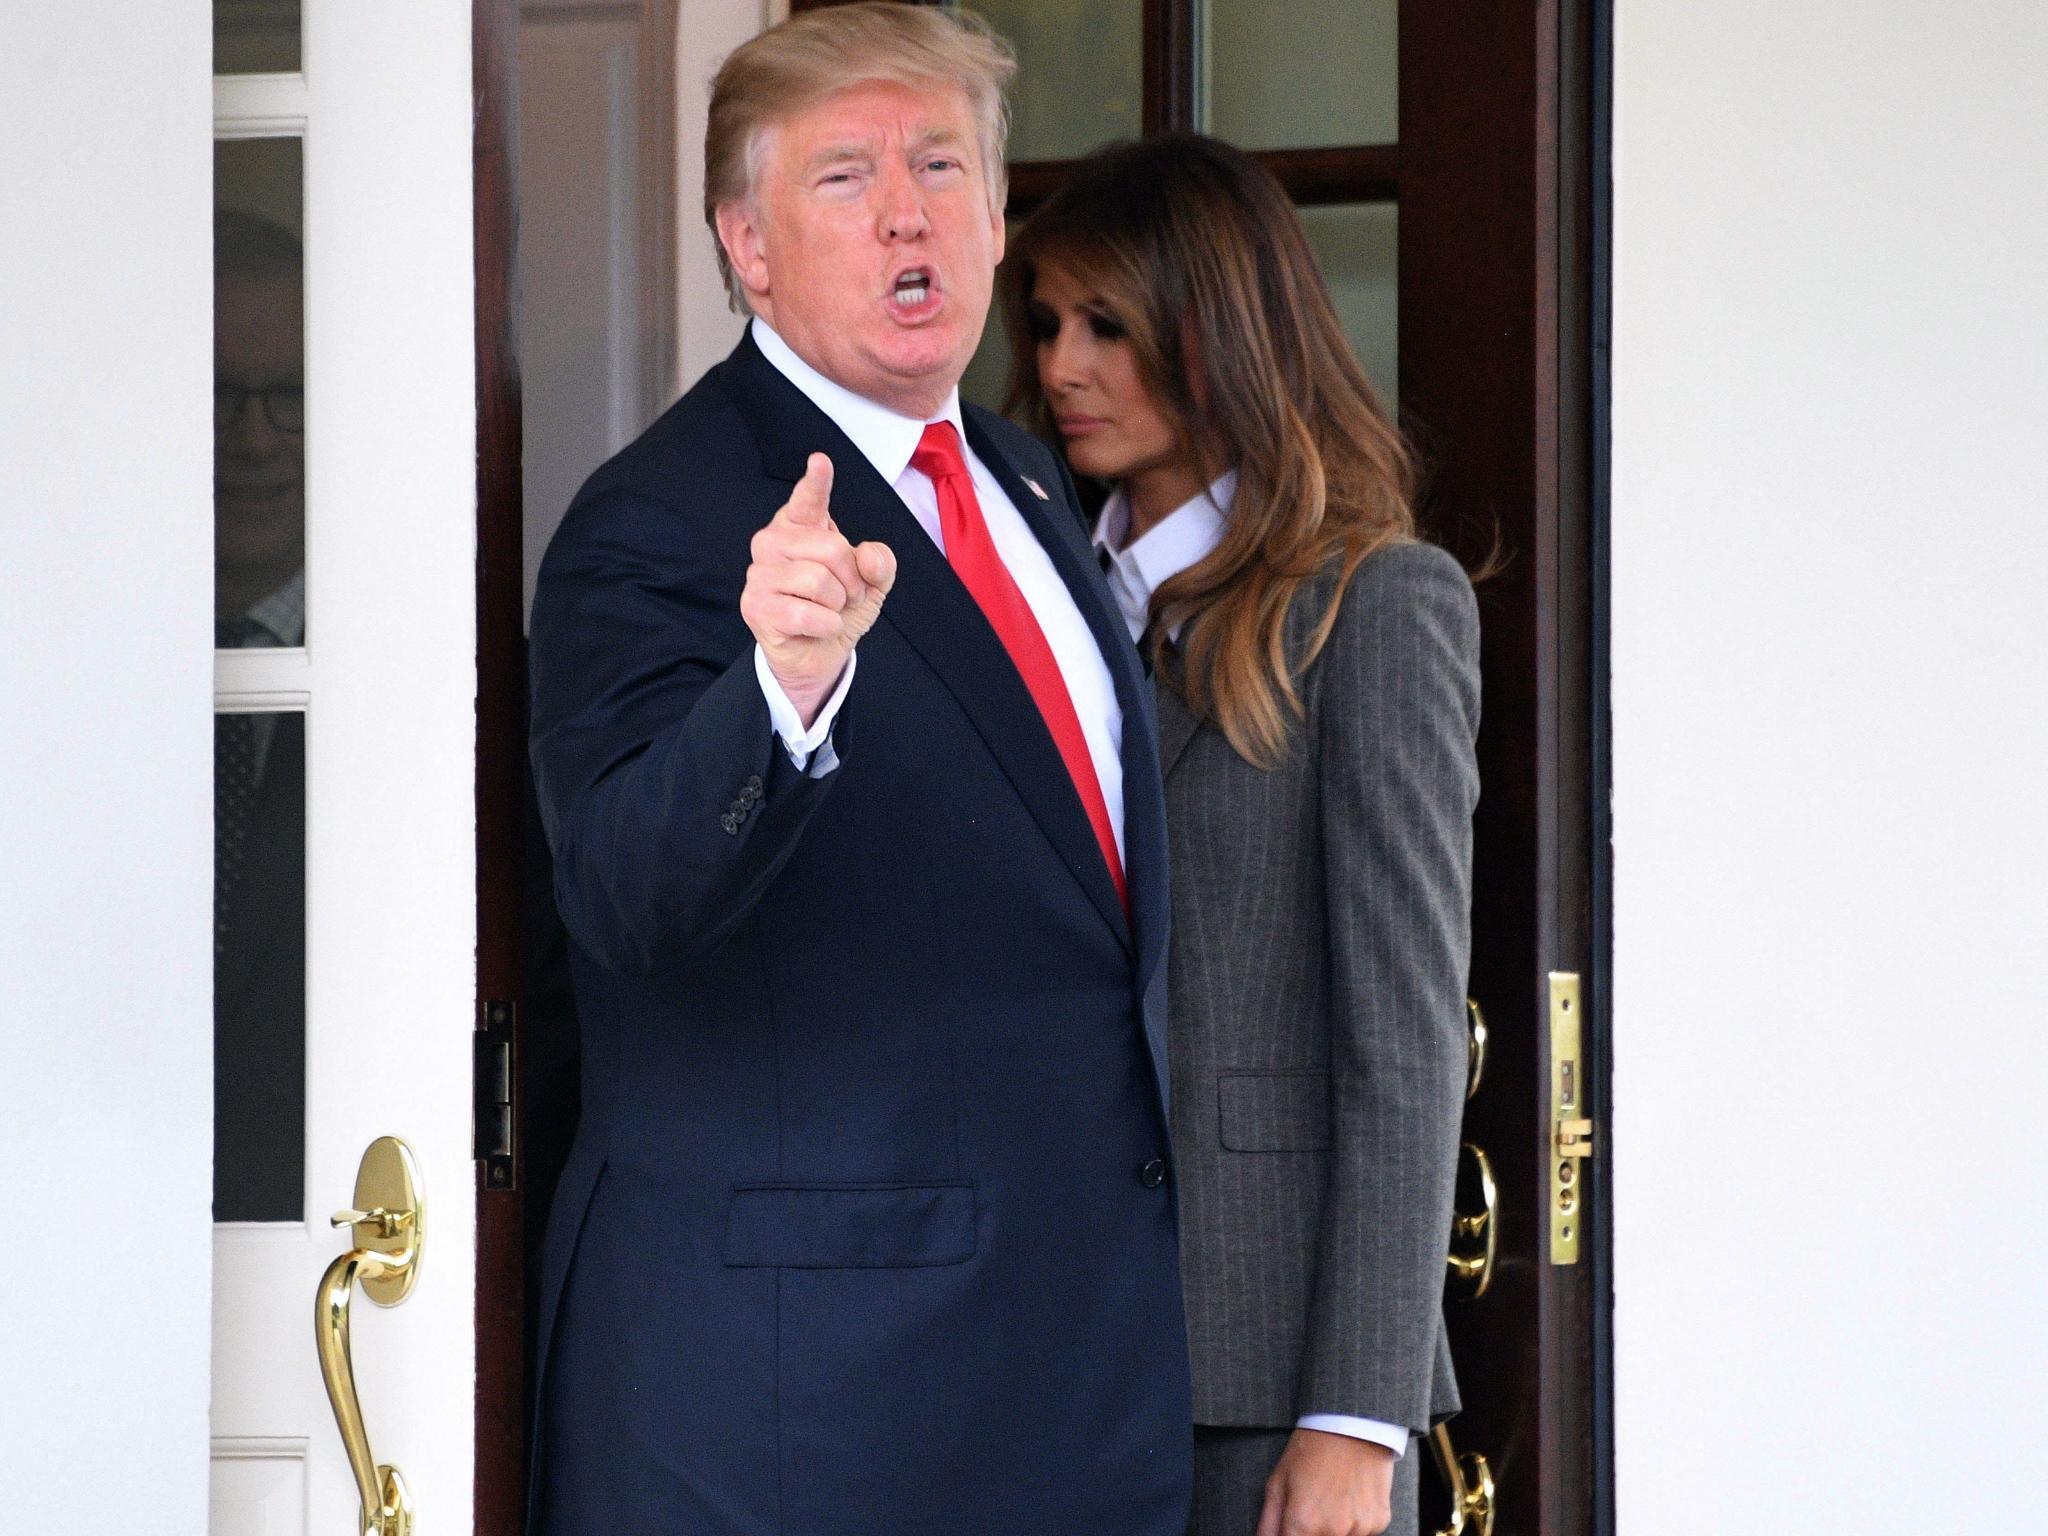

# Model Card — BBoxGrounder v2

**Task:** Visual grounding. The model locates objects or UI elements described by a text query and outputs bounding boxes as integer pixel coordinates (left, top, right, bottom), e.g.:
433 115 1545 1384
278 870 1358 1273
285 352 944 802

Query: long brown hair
1004 134 1417 768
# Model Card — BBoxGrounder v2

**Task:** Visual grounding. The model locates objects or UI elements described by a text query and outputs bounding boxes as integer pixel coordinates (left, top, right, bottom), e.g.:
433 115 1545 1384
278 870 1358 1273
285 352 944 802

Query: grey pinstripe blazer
1160 539 1480 1435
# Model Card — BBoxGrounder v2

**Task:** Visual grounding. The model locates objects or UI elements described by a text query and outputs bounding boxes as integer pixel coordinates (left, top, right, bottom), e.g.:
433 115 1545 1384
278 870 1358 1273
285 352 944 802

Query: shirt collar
751 317 966 485
1091 471 1236 640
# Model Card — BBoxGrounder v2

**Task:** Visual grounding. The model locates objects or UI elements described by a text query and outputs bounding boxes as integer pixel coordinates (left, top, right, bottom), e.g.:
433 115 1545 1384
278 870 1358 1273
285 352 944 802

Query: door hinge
1548 972 1591 1265
474 999 517 1190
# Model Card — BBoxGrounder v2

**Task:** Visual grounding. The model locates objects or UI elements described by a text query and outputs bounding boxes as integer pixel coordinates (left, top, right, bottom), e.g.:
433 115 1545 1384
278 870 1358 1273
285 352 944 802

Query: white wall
674 0 772 388
0 6 214 1531
521 2 650 620
1611 3 2048 1527
519 0 766 618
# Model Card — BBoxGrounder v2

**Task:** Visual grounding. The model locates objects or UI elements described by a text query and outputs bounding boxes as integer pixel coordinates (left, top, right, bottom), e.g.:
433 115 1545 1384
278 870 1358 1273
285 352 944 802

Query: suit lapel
967 411 1171 993
728 336 1133 953
1154 674 1203 780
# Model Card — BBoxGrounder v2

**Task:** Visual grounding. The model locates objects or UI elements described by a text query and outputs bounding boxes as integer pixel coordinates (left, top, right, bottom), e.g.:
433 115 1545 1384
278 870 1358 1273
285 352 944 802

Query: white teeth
893 285 929 306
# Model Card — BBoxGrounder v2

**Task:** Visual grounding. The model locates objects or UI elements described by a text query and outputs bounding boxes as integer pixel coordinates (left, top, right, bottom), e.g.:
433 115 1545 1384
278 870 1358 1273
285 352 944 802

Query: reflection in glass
961 229 1024 418
214 0 301 75
960 308 1016 420
215 139 306 649
214 710 306 1222
975 0 1141 163
1203 0 1397 150
1300 202 1398 411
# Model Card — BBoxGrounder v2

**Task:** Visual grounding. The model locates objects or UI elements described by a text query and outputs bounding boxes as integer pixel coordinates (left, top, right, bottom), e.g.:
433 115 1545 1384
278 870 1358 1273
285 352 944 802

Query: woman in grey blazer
1003 136 1480 1536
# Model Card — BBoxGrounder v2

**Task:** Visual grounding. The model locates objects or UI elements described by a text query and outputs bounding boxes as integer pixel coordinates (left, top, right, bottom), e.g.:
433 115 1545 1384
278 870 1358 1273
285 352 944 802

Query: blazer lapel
728 337 1132 953
966 411 1172 991
1154 674 1202 780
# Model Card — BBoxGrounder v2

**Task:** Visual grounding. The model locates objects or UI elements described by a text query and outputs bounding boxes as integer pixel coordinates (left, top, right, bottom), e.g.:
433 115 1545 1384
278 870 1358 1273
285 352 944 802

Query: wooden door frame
475 0 526 1529
1398 3 1612 1531
473 0 692 1524
1586 3 1616 1528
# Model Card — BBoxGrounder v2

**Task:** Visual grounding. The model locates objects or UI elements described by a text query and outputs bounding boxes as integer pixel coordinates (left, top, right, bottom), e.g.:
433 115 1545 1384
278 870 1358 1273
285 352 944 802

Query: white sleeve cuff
755 645 853 778
1295 1414 1409 1459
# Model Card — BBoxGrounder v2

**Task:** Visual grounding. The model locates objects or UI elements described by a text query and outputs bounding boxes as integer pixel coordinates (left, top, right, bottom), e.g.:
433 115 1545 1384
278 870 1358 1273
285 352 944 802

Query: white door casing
0 7 214 1533
210 4 477 1532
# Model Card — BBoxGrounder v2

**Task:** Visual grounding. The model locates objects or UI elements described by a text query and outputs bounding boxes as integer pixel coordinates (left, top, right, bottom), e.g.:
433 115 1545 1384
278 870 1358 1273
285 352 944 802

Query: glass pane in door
961 223 1025 417
213 709 305 1222
215 139 305 649
974 0 1142 162
1202 0 1396 149
214 0 300 74
1299 202 1398 410
959 303 1017 419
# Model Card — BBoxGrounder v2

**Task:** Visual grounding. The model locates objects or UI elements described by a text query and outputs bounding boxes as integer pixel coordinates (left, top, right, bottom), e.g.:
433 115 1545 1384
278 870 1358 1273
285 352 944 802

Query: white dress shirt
751 318 1124 865
1093 475 1411 1461
1092 475 1233 645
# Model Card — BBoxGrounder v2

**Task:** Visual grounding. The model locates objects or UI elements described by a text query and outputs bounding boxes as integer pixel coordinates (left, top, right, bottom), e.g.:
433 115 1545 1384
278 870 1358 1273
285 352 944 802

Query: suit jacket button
744 775 764 800
1139 1158 1167 1189
720 813 740 835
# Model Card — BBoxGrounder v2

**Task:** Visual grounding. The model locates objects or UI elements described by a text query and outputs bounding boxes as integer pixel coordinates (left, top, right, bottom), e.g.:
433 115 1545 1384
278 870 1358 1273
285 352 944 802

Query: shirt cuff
1295 1414 1409 1459
755 644 853 778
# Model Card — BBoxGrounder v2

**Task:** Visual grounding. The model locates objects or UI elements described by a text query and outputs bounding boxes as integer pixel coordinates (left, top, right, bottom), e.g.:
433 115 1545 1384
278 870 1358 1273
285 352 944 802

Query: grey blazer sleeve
1296 541 1481 1431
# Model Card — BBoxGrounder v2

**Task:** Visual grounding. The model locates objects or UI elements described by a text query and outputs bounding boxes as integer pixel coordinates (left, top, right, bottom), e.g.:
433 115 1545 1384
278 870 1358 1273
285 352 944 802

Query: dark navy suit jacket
526 331 1193 1534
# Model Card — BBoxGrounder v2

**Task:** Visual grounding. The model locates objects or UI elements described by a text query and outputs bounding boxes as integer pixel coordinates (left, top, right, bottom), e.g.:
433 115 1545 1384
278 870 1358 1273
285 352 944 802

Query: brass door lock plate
1549 972 1592 1265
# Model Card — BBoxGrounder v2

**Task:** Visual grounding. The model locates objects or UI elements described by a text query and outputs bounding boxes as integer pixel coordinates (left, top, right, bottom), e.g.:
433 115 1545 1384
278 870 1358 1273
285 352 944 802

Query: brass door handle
1463 998 1487 1102
316 1136 425 1536
1428 1421 1496 1536
1445 1141 1498 1297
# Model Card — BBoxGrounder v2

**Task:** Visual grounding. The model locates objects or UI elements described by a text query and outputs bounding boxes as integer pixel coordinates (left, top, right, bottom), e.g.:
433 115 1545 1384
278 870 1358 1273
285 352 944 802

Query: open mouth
889 267 936 312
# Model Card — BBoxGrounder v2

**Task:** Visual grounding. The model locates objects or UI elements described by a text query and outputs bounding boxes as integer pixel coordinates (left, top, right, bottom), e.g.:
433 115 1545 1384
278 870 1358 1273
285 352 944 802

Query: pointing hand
739 453 897 725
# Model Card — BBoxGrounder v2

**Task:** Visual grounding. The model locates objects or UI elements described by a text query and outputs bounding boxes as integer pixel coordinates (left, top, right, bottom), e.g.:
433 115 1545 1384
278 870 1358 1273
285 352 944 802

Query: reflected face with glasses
215 210 305 618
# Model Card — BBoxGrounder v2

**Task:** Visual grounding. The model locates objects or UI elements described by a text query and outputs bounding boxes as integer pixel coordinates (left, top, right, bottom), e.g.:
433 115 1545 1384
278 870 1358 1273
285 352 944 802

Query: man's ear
715 202 773 302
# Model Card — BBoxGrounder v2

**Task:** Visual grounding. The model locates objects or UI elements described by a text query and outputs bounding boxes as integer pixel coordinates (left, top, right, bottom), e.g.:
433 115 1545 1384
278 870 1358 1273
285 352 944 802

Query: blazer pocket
724 1181 978 1268
1218 1071 1332 1153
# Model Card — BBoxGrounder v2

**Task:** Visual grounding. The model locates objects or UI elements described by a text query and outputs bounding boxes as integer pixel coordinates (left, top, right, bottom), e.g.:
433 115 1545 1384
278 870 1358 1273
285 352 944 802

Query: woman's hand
1255 1427 1396 1536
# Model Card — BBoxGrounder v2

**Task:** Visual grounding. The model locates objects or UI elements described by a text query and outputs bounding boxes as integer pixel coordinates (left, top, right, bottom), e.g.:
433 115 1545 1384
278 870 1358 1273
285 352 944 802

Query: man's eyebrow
908 126 969 156
801 142 877 173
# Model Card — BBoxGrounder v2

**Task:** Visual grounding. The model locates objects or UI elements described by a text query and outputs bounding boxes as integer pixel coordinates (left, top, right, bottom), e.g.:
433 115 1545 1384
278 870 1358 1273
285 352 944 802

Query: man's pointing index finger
781 452 834 527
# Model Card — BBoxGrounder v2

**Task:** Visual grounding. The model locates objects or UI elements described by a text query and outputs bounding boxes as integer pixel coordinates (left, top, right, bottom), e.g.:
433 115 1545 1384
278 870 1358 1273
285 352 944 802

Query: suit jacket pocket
1217 1071 1332 1153
724 1181 978 1268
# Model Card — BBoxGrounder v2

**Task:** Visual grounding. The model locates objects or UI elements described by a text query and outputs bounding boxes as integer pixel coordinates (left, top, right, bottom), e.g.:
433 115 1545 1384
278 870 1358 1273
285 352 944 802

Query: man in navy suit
525 6 1191 1531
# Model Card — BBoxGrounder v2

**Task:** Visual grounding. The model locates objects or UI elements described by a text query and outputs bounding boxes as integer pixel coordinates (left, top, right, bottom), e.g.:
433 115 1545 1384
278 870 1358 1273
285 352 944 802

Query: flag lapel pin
1023 476 1050 501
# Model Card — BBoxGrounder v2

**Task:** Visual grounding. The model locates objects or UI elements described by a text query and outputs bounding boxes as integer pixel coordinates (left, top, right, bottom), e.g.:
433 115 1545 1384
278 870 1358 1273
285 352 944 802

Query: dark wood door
1393 4 1608 1531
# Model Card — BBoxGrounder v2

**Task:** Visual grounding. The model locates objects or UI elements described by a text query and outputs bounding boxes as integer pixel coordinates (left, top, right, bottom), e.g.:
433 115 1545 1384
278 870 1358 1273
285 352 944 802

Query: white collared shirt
749 319 1124 864
1093 470 1411 1462
1091 473 1235 644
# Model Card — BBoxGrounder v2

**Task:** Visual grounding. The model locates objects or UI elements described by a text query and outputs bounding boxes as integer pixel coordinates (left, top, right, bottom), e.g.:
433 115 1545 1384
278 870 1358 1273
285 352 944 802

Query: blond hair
705 2 1016 313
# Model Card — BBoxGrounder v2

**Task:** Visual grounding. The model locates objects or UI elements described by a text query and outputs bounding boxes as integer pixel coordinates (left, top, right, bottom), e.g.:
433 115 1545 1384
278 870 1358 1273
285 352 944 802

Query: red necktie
911 421 1128 916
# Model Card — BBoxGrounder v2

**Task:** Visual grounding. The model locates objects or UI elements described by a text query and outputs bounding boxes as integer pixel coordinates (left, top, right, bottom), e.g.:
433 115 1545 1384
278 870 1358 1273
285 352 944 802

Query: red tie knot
911 419 970 484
